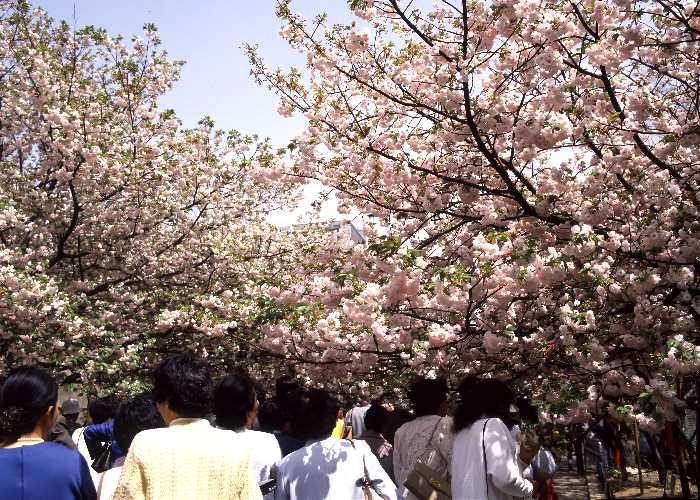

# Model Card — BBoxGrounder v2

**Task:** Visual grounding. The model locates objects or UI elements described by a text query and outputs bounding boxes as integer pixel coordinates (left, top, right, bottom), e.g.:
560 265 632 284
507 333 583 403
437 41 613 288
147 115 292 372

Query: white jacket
451 418 533 500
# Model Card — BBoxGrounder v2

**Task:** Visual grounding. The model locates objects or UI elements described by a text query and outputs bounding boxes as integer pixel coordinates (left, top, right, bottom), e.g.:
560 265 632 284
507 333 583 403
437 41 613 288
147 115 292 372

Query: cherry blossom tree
0 1 295 393
249 0 700 427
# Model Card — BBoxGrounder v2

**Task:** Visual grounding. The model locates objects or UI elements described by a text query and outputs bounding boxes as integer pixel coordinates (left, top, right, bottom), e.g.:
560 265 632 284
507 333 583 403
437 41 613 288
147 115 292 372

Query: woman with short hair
0 367 96 500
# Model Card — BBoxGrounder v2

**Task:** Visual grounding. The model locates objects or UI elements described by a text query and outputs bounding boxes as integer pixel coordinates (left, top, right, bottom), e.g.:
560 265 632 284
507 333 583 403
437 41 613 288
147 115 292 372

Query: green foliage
434 263 471 284
368 236 402 258
616 404 634 415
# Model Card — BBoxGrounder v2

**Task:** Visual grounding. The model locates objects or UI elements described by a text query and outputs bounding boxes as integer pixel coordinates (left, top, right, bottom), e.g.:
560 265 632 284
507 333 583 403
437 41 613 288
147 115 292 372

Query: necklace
16 437 44 442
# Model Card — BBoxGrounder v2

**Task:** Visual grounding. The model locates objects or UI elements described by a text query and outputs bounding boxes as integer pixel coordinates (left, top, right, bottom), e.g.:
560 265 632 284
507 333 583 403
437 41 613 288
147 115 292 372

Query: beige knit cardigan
112 418 262 500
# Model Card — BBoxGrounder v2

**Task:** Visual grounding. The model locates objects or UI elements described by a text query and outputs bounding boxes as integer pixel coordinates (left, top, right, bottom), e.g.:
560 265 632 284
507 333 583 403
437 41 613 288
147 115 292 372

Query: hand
519 430 541 464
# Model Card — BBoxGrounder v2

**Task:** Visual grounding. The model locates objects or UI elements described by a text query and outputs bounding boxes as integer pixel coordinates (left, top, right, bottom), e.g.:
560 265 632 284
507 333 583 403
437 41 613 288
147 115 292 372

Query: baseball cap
61 398 81 415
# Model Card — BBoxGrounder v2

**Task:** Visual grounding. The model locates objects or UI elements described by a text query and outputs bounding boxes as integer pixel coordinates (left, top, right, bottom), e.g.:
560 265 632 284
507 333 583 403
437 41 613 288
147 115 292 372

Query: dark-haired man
113 352 262 500
214 370 282 498
258 398 304 457
344 391 394 439
357 403 394 480
275 388 398 500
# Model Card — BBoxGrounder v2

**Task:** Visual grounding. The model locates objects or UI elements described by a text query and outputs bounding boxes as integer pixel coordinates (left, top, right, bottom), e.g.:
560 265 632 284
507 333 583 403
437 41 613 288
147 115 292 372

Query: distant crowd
0 352 558 499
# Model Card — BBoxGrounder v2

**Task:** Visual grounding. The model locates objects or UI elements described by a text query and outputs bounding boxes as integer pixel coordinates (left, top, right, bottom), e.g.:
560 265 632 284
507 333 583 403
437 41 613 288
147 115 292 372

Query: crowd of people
0 352 558 499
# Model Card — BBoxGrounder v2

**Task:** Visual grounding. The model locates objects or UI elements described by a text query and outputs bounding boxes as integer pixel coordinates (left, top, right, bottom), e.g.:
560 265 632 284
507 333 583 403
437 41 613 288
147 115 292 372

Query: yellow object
112 418 261 500
331 419 345 439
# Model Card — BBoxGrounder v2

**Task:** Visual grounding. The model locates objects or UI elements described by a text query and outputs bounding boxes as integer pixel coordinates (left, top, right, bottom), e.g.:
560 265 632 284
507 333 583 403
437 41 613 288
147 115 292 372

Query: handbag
91 441 112 473
259 478 277 496
348 440 388 500
404 417 452 500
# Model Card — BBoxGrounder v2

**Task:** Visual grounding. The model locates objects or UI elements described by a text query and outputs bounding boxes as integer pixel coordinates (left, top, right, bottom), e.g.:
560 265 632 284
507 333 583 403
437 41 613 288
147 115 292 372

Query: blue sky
36 1 353 147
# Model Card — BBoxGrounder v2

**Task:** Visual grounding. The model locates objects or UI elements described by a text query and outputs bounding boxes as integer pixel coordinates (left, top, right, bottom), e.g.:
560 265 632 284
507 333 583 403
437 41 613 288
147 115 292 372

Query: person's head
515 397 539 424
88 396 119 424
113 392 165 452
275 376 300 404
60 398 81 423
364 403 390 435
407 377 448 417
370 391 395 412
213 369 258 431
153 352 212 423
0 367 59 444
257 398 285 432
453 377 514 433
294 388 339 441
385 407 413 445
255 383 267 405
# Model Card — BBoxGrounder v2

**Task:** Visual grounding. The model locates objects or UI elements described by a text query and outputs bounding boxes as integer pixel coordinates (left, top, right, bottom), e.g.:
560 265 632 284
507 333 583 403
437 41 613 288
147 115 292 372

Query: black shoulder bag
91 441 112 473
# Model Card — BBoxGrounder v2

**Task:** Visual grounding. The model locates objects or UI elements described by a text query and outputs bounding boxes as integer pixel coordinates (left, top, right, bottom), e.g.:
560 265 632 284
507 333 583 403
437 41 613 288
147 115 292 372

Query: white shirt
451 418 533 500
233 428 282 499
97 457 125 500
510 426 556 481
393 415 454 499
72 427 100 487
275 437 399 500
345 405 370 438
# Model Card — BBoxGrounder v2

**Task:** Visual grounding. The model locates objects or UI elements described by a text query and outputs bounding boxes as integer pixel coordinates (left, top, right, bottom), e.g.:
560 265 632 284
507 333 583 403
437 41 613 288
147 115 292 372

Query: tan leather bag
404 460 452 500
403 418 452 500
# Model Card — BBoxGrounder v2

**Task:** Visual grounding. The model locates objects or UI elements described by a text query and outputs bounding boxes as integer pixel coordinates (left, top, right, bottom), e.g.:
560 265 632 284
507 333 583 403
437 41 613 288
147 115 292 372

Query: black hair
255 383 267 405
294 388 339 441
258 398 285 432
88 396 120 424
515 397 539 423
275 376 303 435
385 407 413 445
370 391 392 406
275 376 301 404
407 377 448 417
113 392 165 451
213 369 257 430
364 403 390 434
153 352 212 418
0 367 58 444
453 377 514 433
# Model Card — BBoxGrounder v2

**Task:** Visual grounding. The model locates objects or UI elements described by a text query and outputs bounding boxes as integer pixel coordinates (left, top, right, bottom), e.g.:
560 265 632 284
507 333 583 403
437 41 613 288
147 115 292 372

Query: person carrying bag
349 439 390 500
404 416 452 500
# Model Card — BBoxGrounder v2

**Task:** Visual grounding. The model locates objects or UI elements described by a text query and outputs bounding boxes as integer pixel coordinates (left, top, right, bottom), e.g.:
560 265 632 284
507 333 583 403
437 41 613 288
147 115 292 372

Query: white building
284 220 366 244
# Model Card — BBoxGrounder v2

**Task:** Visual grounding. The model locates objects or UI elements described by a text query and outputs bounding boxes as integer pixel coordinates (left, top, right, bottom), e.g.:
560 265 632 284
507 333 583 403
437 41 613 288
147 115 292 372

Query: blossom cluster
244 0 700 426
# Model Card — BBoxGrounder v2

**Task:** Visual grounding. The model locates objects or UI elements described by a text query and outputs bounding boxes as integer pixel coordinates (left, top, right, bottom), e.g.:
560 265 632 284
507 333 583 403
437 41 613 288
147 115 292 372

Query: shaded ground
609 469 697 499
555 470 591 500
554 467 698 499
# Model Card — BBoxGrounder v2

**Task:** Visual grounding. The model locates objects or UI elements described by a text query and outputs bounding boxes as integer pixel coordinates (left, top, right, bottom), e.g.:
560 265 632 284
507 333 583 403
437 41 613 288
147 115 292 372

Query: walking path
554 470 591 500
554 468 697 499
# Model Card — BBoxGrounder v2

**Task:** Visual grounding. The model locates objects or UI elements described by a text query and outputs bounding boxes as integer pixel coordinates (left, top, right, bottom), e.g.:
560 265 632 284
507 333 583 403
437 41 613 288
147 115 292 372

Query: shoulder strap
74 427 84 446
96 471 106 499
423 416 442 454
482 419 490 499
433 417 450 466
347 439 388 500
